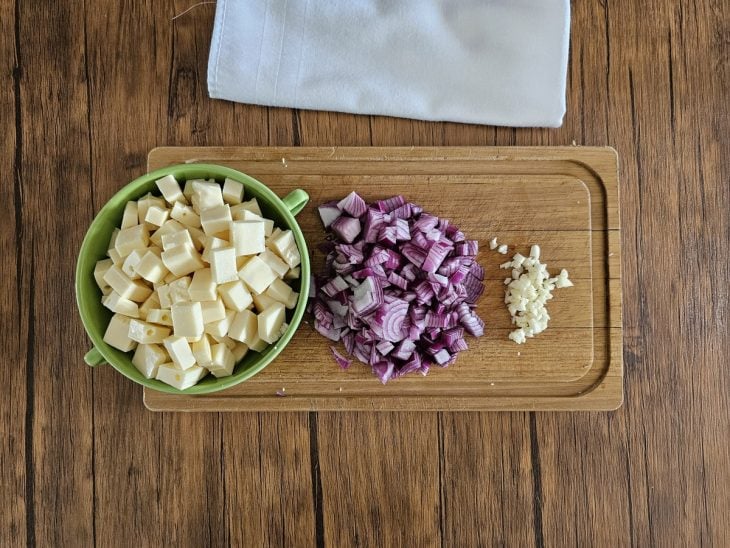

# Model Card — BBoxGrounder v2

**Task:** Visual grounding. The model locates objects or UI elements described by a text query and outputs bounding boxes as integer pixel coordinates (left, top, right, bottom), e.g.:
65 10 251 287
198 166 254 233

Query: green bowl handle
281 189 309 217
84 347 107 367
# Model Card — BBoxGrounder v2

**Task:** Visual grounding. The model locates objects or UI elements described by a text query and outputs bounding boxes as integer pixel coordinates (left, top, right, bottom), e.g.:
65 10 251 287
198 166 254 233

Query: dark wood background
2 1 728 546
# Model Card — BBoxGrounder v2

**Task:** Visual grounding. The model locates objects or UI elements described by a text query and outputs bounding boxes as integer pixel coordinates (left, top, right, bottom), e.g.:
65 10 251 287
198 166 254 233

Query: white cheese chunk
489 237 498 250
171 301 204 340
200 298 226 323
94 258 114 292
258 250 290 278
145 205 170 227
209 334 237 350
192 180 224 212
170 201 201 228
107 247 124 266
137 194 166 229
497 244 509 254
121 201 139 229
268 230 294 258
132 343 167 379
227 309 257 344
115 224 150 257
222 178 244 205
102 291 140 318
246 331 269 352
161 229 194 251
252 292 278 313
284 266 300 281
204 309 236 338
103 265 153 302
230 198 262 218
278 244 301 269
230 220 266 256
186 226 206 250
155 174 187 205
188 268 217 301
128 319 171 344
284 291 299 310
232 342 249 362
258 302 285 344
155 363 207 390
208 343 235 378
146 308 173 326
163 335 197 370
156 284 172 309
217 280 253 312
200 204 232 236
149 219 185 247
201 236 228 263
135 249 169 284
238 255 277 294
103 313 137 352
237 210 274 237
161 243 205 277
168 276 192 304
210 246 239 284
121 249 145 279
183 180 200 200
191 336 213 367
138 291 160 321
265 278 293 305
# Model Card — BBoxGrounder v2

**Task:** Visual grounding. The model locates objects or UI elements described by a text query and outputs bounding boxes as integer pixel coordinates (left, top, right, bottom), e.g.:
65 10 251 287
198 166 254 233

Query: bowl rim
75 163 310 394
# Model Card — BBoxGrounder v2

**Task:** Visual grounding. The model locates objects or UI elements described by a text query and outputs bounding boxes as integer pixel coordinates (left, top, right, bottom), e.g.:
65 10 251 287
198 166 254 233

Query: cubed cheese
146 308 173 326
209 334 237 350
204 309 235 338
284 291 299 310
188 268 217 301
94 258 114 292
102 291 140 318
161 244 205 277
137 193 166 229
103 265 153 302
138 291 160 320
132 343 167 379
187 226 206 250
265 278 293 305
192 180 224 211
284 266 300 280
230 198 261 218
200 298 226 323
201 236 229 263
107 247 124 266
210 246 239 284
171 301 204 340
103 314 137 351
183 179 200 200
208 343 235 378
135 250 169 284
163 336 197 370
217 280 253 312
170 201 201 228
168 276 192 304
128 319 171 344
230 220 266 256
238 255 277 294
246 331 269 352
121 249 145 279
232 342 249 362
252 292 278 313
227 309 257 344
258 302 285 344
279 245 301 269
200 204 232 236
239 210 274 236
156 284 173 309
258 250 289 278
191 336 213 367
115 224 150 257
121 201 139 229
161 229 194 251
222 178 244 205
268 229 294 258
155 174 187 205
144 205 170 227
155 363 207 390
149 219 185 247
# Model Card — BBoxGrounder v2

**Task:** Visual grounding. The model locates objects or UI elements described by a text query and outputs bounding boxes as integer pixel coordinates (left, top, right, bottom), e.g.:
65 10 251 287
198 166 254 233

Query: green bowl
75 164 310 394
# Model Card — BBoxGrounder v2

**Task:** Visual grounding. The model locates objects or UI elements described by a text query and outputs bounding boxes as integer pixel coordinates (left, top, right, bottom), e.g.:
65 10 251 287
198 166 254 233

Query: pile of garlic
498 244 572 344
94 174 301 389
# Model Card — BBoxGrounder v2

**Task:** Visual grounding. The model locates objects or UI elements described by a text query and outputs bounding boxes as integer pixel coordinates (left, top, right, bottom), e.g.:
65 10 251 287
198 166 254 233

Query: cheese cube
150 219 185 247
121 249 145 279
94 258 113 292
121 201 139 229
230 220 266 256
115 224 150 257
258 250 289 278
137 193 166 229
284 291 299 310
204 310 235 338
258 302 285 344
222 178 244 205
161 229 194 251
164 270 180 284
107 246 124 266
155 174 187 205
161 244 205 277
138 291 160 320
210 246 238 284
238 256 277 294
246 331 269 352
192 180 224 211
103 265 153 302
171 301 204 340
146 308 173 326
268 229 293 256
201 236 229 263
145 205 170 227
156 285 173 309
232 342 249 362
156 363 207 390
208 343 235 378
237 210 274 237
187 226 206 250
227 309 257 344
183 179 201 200
103 314 137 352
252 292 278 313
200 298 226 323
209 334 237 350
135 250 169 284
102 291 140 318
170 201 201 228
265 278 293 305
230 198 262 218
128 319 171 344
218 280 253 312
168 276 192 304
132 343 167 379
200 204 232 235
236 255 252 270
163 336 197 370
189 269 217 301
108 227 120 250
279 245 301 269
284 266 300 280
191 336 213 367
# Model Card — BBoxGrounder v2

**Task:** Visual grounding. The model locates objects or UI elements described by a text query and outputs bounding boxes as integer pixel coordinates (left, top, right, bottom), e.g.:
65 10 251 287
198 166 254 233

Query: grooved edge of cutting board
143 147 622 411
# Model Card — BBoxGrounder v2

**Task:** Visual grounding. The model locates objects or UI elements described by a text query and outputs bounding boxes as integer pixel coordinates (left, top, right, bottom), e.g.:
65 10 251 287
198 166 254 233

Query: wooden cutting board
143 147 622 411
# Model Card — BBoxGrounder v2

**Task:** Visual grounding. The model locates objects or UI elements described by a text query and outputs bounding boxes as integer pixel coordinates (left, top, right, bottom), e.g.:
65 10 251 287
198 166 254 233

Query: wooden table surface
2 1 727 546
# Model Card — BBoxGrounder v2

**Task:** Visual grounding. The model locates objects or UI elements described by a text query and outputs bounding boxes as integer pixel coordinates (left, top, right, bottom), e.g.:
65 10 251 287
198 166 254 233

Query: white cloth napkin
208 0 570 127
